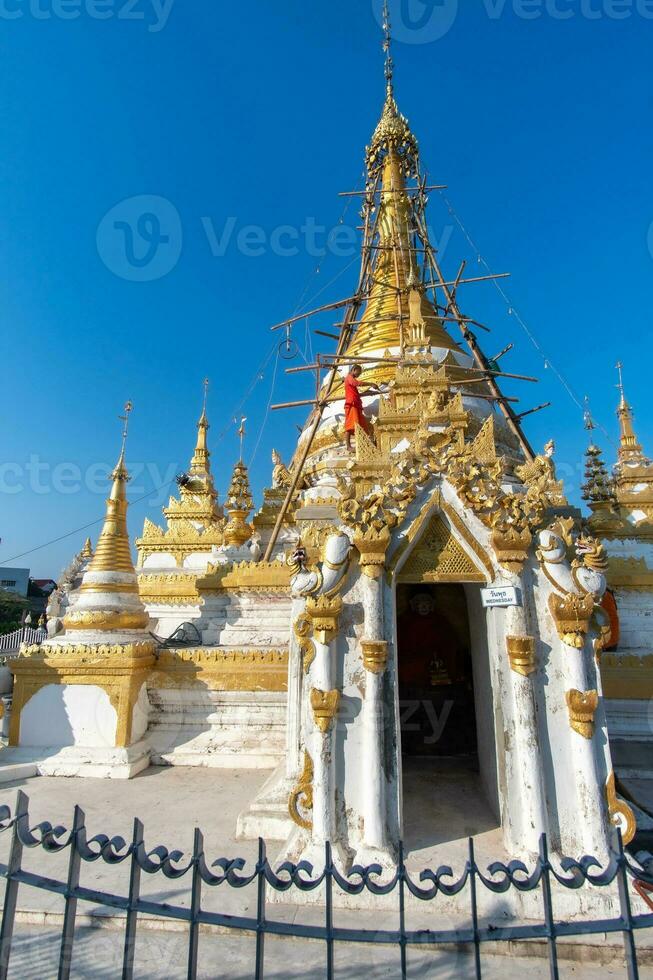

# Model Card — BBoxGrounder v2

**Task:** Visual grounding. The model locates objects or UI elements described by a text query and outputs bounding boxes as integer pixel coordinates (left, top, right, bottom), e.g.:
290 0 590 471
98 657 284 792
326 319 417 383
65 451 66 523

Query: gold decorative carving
352 527 391 579
63 609 149 631
397 512 486 584
361 640 388 674
338 419 547 577
197 562 291 593
223 460 254 547
10 642 156 748
565 688 599 739
306 594 343 644
136 515 225 565
469 415 498 465
491 526 533 574
138 573 202 606
516 439 567 508
310 688 340 733
605 771 637 846
506 635 537 677
548 592 595 649
607 557 653 590
288 750 314 831
150 648 288 692
293 613 316 674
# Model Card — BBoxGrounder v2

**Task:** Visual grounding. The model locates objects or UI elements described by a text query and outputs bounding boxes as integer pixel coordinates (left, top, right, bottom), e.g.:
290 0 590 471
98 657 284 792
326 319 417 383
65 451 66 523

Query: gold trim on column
293 614 316 675
288 750 314 831
506 635 537 677
548 592 595 649
491 526 532 574
565 689 599 739
361 639 388 674
306 594 343 644
353 527 390 579
605 771 637 846
310 688 340 733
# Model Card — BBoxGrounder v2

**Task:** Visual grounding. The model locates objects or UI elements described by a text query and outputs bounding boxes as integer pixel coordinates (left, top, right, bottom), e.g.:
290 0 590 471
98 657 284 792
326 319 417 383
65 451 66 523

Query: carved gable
398 513 486 584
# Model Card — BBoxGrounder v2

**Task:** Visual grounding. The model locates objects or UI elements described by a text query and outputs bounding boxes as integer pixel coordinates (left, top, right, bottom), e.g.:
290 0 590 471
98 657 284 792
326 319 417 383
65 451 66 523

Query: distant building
0 569 30 598
27 579 57 620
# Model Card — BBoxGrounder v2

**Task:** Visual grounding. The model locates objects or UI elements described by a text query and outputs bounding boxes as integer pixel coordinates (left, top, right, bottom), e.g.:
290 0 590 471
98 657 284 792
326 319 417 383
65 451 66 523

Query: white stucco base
147 689 286 769
0 741 151 779
236 763 296 840
19 684 118 748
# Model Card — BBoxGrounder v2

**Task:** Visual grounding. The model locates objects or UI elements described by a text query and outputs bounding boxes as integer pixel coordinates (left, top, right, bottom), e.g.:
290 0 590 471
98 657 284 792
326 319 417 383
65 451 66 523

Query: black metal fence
0 790 651 979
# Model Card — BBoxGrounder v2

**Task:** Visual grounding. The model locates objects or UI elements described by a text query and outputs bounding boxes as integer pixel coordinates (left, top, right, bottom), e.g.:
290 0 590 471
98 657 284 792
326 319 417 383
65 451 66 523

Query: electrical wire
438 191 616 444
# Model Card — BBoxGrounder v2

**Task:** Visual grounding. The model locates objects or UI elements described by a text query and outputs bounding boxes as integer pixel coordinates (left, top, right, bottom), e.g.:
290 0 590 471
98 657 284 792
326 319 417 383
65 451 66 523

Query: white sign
481 586 520 609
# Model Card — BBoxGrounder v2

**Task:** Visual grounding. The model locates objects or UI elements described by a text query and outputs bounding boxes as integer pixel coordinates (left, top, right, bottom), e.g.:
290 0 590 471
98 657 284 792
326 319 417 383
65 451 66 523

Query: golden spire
345 150 458 360
81 537 93 559
366 3 418 176
190 378 211 475
344 4 458 363
86 401 135 575
616 361 643 462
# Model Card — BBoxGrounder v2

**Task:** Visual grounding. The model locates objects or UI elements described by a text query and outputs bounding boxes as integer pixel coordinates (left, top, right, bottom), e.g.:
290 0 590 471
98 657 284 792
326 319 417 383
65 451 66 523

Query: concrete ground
4 924 643 979
0 767 650 978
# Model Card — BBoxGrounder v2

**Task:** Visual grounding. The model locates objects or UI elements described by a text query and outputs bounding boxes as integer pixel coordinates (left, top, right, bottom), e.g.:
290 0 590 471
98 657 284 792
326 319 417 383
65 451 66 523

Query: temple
4 9 652 916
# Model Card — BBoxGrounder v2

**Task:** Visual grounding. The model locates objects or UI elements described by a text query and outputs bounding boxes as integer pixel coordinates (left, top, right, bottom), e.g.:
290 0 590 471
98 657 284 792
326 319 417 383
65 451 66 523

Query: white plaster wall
612 588 653 653
198 593 292 648
131 682 150 744
20 684 117 748
146 605 203 639
142 554 178 570
146 689 286 768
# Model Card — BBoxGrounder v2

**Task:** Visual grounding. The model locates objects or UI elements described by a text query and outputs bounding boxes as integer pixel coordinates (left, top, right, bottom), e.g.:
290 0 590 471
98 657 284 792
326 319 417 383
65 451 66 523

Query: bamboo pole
414 210 535 460
262 172 383 561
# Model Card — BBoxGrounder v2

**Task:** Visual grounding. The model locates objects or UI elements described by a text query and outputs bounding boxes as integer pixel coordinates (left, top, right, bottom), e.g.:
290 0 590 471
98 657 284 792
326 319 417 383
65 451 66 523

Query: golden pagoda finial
81 537 93 559
367 2 418 177
87 401 135 575
615 361 643 461
190 378 211 475
224 456 254 547
382 0 394 97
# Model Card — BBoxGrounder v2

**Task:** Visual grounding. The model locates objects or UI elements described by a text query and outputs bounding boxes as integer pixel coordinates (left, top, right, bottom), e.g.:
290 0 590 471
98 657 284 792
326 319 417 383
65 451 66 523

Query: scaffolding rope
438 191 615 445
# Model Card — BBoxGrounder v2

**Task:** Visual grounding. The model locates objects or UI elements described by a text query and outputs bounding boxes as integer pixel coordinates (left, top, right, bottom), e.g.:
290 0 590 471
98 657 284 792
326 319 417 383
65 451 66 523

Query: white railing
0 626 46 655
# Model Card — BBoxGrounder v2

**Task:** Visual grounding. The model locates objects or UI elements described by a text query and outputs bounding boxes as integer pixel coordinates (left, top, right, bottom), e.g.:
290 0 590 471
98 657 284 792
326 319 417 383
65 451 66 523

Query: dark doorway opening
396 583 477 763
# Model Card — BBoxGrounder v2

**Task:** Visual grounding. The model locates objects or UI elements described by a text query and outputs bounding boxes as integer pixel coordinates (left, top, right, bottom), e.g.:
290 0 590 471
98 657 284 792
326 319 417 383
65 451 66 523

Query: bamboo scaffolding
413 210 535 460
262 172 383 561
338 185 447 196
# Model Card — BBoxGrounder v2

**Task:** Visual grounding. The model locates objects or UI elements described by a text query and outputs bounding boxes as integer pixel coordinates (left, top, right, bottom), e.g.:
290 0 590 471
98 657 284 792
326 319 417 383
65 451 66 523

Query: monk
344 364 381 452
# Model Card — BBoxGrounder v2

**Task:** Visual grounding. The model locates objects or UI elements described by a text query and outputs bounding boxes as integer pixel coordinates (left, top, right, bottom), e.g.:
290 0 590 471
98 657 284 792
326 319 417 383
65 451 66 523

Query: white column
560 631 611 857
306 596 341 844
360 568 387 851
286 597 306 779
501 566 548 855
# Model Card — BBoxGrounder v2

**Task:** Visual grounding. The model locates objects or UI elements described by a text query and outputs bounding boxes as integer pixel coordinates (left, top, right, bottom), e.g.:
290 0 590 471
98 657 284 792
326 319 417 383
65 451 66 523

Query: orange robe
344 374 369 434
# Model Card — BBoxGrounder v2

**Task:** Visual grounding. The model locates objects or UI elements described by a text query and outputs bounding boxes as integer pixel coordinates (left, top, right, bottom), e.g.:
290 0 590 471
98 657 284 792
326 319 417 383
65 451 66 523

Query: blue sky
1 0 651 577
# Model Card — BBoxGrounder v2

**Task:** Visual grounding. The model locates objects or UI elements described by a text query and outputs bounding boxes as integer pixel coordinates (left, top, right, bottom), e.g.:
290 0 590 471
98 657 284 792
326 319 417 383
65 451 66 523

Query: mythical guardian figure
537 518 610 649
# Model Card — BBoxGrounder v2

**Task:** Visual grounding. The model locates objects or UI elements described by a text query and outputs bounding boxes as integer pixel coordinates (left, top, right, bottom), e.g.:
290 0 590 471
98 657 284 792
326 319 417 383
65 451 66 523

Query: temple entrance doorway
396 582 500 856
396 584 477 763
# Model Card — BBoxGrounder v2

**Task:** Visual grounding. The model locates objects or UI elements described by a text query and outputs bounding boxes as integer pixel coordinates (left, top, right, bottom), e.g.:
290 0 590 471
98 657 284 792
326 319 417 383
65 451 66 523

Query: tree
0 589 29 634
